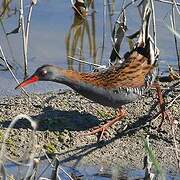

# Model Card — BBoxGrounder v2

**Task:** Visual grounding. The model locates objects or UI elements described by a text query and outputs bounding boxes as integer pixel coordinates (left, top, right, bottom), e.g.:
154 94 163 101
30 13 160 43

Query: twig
42 149 54 165
153 92 180 121
19 0 28 78
57 166 74 180
0 164 7 180
84 19 93 57
25 158 40 180
100 0 107 64
171 123 180 169
167 92 180 107
68 56 105 67
119 0 180 19
170 2 180 72
0 57 14 70
0 44 28 95
156 0 180 6
36 149 55 179
150 0 157 54
0 114 37 177
0 19 21 69
119 0 138 15
87 0 94 8
25 1 37 52
109 3 127 65
107 0 113 34
71 0 87 20
172 0 180 15
91 1 97 61
51 156 59 180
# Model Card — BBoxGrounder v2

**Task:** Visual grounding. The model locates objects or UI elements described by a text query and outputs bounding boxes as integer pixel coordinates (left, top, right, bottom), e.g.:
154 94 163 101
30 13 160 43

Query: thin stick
68 56 105 67
150 0 157 53
0 114 37 172
166 22 180 39
109 1 127 65
0 45 28 95
170 2 180 72
119 0 180 19
156 0 180 6
57 166 74 180
85 20 93 57
171 124 180 169
23 0 37 77
20 0 28 78
0 164 8 180
107 0 113 34
100 0 107 64
153 92 180 121
0 18 22 69
25 1 34 50
172 0 180 15
91 1 97 62
71 0 86 20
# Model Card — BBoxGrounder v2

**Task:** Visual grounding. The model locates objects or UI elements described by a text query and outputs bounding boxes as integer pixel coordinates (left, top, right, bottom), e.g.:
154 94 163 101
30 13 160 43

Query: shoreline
0 85 179 173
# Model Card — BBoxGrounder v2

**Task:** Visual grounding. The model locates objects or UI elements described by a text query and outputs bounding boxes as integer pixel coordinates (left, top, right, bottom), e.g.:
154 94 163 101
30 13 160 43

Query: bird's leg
80 107 127 140
153 83 174 130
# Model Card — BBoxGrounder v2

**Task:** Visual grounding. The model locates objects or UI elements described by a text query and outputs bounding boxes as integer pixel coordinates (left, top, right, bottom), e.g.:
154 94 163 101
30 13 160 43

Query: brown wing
78 51 152 89
63 51 153 89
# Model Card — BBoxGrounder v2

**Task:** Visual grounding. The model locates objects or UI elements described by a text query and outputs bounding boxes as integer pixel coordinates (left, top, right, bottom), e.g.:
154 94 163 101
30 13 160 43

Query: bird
15 6 166 140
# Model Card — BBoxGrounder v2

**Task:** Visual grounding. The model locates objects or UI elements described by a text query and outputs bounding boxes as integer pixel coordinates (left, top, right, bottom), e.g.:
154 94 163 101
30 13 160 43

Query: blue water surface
0 0 179 97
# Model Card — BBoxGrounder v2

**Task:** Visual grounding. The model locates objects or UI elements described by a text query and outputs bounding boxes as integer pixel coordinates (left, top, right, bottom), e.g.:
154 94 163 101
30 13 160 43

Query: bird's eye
40 70 47 76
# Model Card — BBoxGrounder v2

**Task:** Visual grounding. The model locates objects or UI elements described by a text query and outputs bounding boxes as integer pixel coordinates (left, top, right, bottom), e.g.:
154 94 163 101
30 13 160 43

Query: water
2 160 180 179
0 0 179 97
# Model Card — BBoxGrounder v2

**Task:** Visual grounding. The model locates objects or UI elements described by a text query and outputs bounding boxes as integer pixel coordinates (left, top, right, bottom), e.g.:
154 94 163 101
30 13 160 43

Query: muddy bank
0 82 179 174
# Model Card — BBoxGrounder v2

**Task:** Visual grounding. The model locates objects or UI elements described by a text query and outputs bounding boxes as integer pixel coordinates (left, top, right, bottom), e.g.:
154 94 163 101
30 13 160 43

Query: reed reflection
66 0 119 72
66 0 98 72
0 0 16 18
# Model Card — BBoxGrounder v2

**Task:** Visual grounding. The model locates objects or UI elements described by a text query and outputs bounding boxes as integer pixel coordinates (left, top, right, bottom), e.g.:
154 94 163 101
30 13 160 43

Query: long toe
79 123 111 141
79 108 126 140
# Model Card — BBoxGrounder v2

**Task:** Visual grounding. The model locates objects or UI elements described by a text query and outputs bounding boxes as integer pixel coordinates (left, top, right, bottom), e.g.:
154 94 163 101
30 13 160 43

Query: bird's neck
53 69 88 90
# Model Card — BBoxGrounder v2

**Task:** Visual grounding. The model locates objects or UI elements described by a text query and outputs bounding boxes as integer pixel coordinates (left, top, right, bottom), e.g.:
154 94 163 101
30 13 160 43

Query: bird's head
15 65 64 89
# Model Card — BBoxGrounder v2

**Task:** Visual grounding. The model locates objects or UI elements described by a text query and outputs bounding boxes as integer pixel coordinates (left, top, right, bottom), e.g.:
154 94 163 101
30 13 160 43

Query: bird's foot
79 108 126 141
156 109 175 131
153 83 176 130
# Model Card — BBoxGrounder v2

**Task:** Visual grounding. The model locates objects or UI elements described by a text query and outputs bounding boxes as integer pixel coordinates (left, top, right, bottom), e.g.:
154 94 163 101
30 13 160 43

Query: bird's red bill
15 75 39 89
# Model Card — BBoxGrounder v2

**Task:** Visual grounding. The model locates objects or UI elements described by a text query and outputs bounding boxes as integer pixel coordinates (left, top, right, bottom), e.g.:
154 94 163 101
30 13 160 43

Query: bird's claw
79 108 126 141
79 123 111 141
